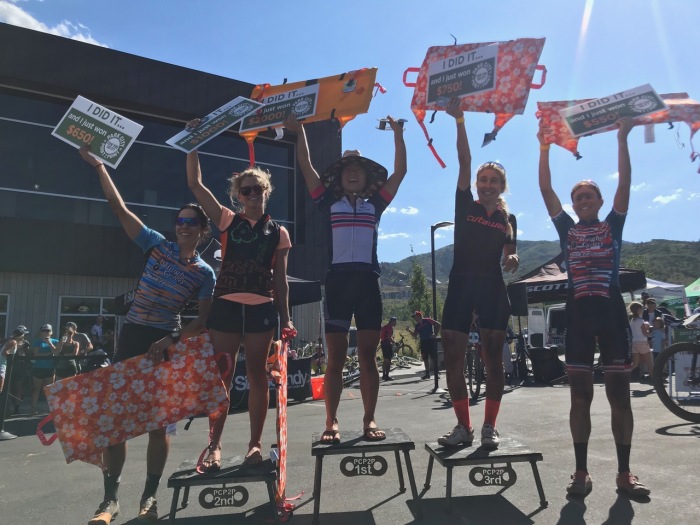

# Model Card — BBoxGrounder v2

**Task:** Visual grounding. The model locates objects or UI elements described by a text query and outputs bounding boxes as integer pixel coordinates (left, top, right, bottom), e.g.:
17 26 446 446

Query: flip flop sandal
242 448 263 466
363 427 386 441
320 429 341 444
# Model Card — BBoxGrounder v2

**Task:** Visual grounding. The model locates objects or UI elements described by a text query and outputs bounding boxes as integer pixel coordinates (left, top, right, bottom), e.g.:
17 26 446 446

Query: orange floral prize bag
36 333 229 469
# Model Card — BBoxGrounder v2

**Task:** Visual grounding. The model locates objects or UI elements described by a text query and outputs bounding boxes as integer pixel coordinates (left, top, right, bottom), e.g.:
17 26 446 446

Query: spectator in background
380 317 397 381
66 322 93 356
692 299 700 315
650 317 666 362
91 315 105 348
31 324 58 414
629 302 653 381
642 298 662 325
54 324 81 379
408 311 441 380
1 325 30 410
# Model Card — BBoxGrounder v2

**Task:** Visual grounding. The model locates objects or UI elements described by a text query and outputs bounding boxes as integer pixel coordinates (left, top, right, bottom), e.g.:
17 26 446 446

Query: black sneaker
88 500 120 525
385 375 395 381
421 373 430 380
138 496 158 521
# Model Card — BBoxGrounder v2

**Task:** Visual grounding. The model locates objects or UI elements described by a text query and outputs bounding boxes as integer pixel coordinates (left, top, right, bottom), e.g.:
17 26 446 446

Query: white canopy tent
638 278 691 316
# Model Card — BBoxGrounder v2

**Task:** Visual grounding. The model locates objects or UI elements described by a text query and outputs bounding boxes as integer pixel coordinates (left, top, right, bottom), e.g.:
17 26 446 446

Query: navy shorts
420 338 438 359
206 298 277 334
564 292 632 372
114 323 170 363
324 270 382 333
442 273 510 332
381 341 394 359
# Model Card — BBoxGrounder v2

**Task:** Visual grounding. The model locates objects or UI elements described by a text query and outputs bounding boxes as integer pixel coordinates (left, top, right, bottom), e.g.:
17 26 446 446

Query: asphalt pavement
0 363 697 525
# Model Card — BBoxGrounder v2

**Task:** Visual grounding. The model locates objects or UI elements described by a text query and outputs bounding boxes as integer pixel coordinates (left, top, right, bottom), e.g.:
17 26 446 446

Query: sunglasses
239 185 264 197
41 329 51 332
476 161 506 177
176 217 200 227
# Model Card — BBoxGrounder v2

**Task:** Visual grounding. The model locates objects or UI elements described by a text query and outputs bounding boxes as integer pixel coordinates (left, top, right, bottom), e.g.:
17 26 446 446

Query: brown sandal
200 444 221 472
242 447 263 466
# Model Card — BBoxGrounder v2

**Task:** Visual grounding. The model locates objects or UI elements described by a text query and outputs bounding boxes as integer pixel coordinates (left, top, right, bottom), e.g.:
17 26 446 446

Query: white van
527 304 566 349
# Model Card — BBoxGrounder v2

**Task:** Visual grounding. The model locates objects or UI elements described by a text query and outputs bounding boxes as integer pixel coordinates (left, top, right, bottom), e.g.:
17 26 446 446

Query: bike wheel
652 342 700 423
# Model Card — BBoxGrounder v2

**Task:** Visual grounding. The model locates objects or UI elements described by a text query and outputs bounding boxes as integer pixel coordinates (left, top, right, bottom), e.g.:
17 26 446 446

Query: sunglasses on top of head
239 185 264 197
176 217 200 227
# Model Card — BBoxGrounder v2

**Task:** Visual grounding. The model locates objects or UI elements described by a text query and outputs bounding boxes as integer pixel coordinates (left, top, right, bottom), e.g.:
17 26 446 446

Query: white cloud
0 1 107 46
631 182 647 192
608 171 619 180
517 229 524 237
562 203 577 219
652 189 682 205
378 232 410 240
385 206 397 213
400 206 419 215
687 192 700 201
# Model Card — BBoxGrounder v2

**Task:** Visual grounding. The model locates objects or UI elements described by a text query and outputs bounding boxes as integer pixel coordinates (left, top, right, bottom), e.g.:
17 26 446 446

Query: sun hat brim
320 154 388 196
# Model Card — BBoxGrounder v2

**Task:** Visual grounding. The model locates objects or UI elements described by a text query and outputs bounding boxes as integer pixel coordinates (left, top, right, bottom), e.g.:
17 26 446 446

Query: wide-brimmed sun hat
321 150 388 197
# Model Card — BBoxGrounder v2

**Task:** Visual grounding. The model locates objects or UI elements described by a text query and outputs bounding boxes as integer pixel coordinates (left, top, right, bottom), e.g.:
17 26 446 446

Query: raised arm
284 114 322 194
446 98 472 191
184 119 224 227
273 247 294 332
613 117 634 214
537 120 563 217
79 145 143 240
381 116 408 197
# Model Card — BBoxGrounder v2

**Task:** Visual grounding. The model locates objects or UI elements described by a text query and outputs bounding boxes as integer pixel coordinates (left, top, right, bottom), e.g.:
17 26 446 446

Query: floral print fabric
43 333 228 468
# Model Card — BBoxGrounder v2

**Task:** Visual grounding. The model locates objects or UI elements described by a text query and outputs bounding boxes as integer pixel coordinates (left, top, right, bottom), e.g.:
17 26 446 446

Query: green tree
624 254 650 276
408 255 432 317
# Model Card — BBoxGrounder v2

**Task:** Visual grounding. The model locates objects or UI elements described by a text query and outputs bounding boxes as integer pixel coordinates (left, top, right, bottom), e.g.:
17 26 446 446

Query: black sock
616 443 631 473
103 471 120 502
141 473 161 501
573 442 588 472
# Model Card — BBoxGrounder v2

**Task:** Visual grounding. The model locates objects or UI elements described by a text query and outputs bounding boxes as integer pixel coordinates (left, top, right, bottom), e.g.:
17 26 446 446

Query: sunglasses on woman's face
239 185 264 197
176 217 200 226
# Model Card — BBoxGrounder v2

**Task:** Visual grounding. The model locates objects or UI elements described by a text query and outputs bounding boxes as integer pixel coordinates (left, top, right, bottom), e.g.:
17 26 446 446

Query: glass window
58 296 115 354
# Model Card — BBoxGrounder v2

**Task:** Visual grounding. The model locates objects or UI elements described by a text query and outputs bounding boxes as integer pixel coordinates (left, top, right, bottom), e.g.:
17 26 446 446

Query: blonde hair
228 166 274 211
629 301 643 318
476 162 513 239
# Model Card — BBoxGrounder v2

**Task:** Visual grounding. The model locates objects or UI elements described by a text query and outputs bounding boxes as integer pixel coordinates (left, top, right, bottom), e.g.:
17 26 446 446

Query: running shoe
138 496 158 522
421 373 430 380
88 499 120 525
566 471 593 496
616 472 650 497
437 424 474 447
481 424 500 449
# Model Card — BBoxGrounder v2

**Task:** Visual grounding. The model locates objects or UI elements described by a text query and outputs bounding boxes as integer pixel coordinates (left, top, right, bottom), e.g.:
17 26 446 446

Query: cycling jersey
380 323 394 343
450 189 516 278
126 226 215 330
311 185 392 274
553 208 625 299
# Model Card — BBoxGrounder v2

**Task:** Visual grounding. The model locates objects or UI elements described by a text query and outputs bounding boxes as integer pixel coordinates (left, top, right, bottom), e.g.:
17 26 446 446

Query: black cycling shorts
381 341 394 359
564 291 632 372
442 273 510 332
32 367 54 380
206 298 277 334
420 338 437 359
324 270 382 333
114 323 170 363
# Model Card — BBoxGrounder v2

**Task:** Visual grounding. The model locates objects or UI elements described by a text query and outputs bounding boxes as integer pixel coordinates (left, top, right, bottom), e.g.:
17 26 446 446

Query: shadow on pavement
655 422 700 438
406 495 534 524
4 414 51 438
601 494 635 525
556 498 586 525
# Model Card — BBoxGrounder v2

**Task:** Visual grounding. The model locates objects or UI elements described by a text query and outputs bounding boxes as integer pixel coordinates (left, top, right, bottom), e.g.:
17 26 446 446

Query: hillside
380 239 700 288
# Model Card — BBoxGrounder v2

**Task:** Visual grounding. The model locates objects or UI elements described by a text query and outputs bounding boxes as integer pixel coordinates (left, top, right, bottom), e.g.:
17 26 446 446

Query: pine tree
408 248 432 317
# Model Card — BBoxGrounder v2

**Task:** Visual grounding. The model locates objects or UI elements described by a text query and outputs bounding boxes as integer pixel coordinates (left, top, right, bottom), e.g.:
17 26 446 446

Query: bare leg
442 329 468 401
605 372 633 445
480 328 506 402
323 332 348 437
146 427 169 475
243 330 275 459
357 330 382 435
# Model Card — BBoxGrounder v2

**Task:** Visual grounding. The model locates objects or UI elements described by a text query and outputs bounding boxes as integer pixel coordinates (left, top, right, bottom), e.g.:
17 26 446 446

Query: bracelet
455 117 465 124
539 145 550 151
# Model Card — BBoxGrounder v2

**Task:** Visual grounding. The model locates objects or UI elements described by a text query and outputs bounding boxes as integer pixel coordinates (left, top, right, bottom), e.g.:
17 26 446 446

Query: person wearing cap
285 113 407 443
379 317 398 381
64 322 93 368
437 99 518 453
538 116 650 498
1 325 30 403
30 324 58 414
79 146 216 524
408 311 441 380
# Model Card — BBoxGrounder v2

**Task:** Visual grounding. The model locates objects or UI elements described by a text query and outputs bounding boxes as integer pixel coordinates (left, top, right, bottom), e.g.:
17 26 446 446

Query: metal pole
431 227 440 392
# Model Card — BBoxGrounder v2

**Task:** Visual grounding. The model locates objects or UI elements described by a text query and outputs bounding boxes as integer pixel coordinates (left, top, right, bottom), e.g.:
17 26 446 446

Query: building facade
0 24 337 342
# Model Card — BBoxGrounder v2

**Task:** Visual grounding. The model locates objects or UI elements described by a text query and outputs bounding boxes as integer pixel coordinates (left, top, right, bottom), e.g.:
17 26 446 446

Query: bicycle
652 333 700 423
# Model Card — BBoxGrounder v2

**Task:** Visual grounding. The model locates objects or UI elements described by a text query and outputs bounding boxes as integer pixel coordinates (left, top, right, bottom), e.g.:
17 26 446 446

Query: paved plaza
1 364 697 525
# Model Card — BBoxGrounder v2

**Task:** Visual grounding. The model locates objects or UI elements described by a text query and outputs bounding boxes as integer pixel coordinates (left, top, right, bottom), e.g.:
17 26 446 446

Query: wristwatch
170 330 181 342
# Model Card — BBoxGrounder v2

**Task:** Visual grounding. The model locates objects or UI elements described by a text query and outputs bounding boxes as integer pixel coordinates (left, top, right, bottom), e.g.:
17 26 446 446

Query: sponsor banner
239 84 319 133
52 96 143 169
426 44 499 105
231 357 311 408
560 84 667 137
165 97 263 153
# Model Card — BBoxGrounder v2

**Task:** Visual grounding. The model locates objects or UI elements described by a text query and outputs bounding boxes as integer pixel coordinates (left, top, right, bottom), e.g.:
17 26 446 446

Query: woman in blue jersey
79 146 216 525
537 117 649 498
437 99 519 451
285 114 407 443
186 119 294 471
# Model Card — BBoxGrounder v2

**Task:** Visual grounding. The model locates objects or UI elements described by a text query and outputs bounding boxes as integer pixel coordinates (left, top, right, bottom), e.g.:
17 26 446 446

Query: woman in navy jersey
186 120 294 470
437 99 519 451
538 117 649 498
285 114 407 443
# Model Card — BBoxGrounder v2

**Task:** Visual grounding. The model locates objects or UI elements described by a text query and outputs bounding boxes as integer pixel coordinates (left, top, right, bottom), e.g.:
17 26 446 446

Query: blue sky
2 0 698 262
